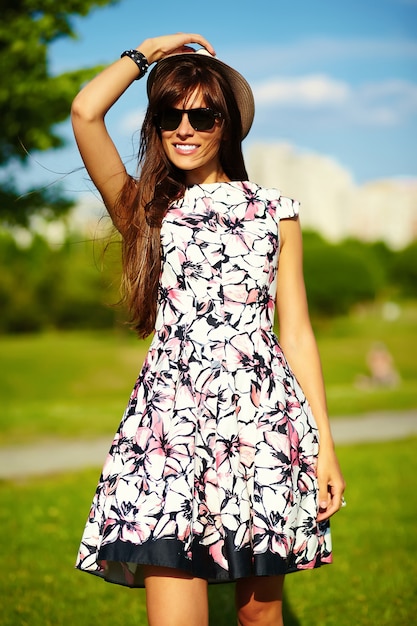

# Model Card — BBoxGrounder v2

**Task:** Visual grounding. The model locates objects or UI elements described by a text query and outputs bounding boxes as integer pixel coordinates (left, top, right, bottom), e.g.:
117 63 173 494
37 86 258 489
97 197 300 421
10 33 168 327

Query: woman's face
159 89 228 185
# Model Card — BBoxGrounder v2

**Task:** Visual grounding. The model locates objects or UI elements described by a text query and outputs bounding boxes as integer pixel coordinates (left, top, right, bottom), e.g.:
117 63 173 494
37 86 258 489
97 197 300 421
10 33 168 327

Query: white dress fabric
76 181 332 587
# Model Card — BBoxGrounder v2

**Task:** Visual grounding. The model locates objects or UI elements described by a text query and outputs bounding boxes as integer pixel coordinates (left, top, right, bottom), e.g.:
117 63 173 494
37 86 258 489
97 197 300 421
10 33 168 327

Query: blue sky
22 0 417 196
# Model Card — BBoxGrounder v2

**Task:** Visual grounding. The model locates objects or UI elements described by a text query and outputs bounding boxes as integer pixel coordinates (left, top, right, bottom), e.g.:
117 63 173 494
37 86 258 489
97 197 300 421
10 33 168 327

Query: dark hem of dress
76 531 332 589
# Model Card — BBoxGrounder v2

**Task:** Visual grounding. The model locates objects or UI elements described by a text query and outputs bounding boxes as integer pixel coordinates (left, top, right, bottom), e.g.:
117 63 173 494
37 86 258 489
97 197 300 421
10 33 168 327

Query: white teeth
175 144 197 152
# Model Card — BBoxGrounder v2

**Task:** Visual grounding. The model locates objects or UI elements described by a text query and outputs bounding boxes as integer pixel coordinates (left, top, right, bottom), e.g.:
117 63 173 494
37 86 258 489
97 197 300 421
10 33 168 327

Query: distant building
246 142 417 248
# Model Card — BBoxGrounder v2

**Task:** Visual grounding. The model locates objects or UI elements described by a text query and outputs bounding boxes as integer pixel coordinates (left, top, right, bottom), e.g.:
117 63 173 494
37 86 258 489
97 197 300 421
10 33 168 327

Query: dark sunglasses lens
158 109 182 131
158 109 218 131
188 109 216 131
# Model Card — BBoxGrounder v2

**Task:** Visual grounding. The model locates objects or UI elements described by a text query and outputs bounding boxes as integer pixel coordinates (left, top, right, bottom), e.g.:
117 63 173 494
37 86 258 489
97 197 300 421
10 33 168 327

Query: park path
0 410 416 481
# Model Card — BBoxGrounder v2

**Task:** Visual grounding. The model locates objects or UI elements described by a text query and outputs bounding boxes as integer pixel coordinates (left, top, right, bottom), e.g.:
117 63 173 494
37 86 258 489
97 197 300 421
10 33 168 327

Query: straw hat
146 49 255 139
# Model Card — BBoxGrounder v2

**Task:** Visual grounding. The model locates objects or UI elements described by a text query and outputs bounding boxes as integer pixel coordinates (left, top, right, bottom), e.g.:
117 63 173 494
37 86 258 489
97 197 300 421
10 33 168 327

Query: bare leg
144 565 209 626
235 575 285 626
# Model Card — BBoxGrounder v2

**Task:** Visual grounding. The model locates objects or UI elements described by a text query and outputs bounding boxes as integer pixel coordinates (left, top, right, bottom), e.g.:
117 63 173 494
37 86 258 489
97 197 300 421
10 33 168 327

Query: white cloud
253 74 417 127
254 75 350 107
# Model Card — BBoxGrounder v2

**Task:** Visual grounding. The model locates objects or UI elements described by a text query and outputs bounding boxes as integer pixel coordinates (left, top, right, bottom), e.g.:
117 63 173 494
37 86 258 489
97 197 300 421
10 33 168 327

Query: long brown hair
116 55 249 338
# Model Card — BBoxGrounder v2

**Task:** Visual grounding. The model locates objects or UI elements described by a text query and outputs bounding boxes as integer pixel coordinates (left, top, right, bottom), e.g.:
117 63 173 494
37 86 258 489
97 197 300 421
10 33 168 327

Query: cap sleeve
261 186 300 221
276 194 299 220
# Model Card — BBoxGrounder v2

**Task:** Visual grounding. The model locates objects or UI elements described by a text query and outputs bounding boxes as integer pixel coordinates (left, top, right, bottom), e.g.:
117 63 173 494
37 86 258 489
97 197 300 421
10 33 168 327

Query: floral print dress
76 181 332 587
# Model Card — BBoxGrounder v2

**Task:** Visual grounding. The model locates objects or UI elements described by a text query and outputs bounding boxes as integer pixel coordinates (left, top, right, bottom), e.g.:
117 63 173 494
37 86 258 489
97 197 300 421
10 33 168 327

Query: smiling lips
174 144 198 153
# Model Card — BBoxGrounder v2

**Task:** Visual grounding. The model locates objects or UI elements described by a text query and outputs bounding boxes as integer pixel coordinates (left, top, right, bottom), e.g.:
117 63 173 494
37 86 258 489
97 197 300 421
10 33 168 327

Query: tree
0 0 119 226
302 231 381 316
390 240 417 297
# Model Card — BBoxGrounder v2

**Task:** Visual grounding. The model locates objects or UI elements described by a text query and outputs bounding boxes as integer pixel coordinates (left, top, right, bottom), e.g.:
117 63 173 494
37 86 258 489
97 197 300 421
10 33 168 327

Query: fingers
317 482 346 522
140 34 216 65
316 447 346 522
174 32 216 56
317 480 330 521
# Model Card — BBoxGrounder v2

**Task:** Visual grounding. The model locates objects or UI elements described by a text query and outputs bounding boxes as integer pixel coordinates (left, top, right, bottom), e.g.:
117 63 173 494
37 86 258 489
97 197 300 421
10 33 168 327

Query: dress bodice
156 180 299 339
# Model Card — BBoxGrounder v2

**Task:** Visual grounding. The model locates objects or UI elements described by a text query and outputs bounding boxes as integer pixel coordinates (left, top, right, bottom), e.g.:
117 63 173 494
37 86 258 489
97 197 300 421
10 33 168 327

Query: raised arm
276 217 345 521
71 33 215 232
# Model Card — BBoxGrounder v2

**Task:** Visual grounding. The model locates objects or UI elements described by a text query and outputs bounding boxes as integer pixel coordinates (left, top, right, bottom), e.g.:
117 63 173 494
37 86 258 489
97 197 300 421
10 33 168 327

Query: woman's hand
137 33 216 65
316 443 346 522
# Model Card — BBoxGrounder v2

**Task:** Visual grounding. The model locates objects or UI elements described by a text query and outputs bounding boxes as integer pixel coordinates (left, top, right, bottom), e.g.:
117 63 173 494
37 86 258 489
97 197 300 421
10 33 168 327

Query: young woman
72 33 345 626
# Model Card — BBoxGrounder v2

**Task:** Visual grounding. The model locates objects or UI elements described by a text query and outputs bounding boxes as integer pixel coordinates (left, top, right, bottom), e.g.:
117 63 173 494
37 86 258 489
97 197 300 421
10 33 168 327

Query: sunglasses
154 107 222 132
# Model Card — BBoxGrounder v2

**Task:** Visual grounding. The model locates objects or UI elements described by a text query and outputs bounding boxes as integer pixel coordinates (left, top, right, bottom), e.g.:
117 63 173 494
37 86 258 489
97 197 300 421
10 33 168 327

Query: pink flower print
194 366 220 411
194 464 215 505
264 228 279 262
285 396 302 420
222 281 260 327
196 494 228 570
256 431 292 488
297 458 318 494
257 284 275 321
152 514 178 540
234 522 250 550
158 284 191 326
252 509 291 558
197 502 221 542
237 426 256 471
105 488 162 545
137 353 157 392
239 183 267 220
146 387 175 420
176 243 213 285
266 197 279 216
223 283 259 311
120 520 146 544
163 475 193 541
170 360 196 412
135 427 153 451
108 428 153 477
144 419 194 481
200 200 218 231
224 332 253 366
219 213 256 258
215 434 240 477
220 489 251 535
292 535 322 570
225 333 270 383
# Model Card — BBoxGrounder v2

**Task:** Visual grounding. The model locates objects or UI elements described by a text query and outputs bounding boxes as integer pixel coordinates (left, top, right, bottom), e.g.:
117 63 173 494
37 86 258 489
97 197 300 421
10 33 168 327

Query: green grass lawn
0 330 151 445
0 301 416 446
1 437 416 626
314 301 417 415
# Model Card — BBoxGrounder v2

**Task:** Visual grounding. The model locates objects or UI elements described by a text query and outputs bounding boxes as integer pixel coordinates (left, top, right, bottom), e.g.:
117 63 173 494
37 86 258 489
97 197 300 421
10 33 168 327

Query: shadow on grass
208 586 301 625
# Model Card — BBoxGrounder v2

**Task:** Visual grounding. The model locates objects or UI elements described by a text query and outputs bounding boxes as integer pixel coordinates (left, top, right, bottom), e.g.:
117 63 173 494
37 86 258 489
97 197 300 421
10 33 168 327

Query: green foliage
1 438 416 625
0 181 74 228
0 0 119 225
0 229 123 333
390 240 417 297
302 231 386 316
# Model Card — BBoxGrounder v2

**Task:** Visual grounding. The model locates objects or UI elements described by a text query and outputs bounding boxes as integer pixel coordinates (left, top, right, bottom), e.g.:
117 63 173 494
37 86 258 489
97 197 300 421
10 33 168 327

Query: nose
176 111 194 136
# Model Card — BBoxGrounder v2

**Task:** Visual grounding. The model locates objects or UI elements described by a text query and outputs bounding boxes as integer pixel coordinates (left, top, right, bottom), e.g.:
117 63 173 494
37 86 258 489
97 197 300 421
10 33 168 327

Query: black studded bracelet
120 49 149 79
